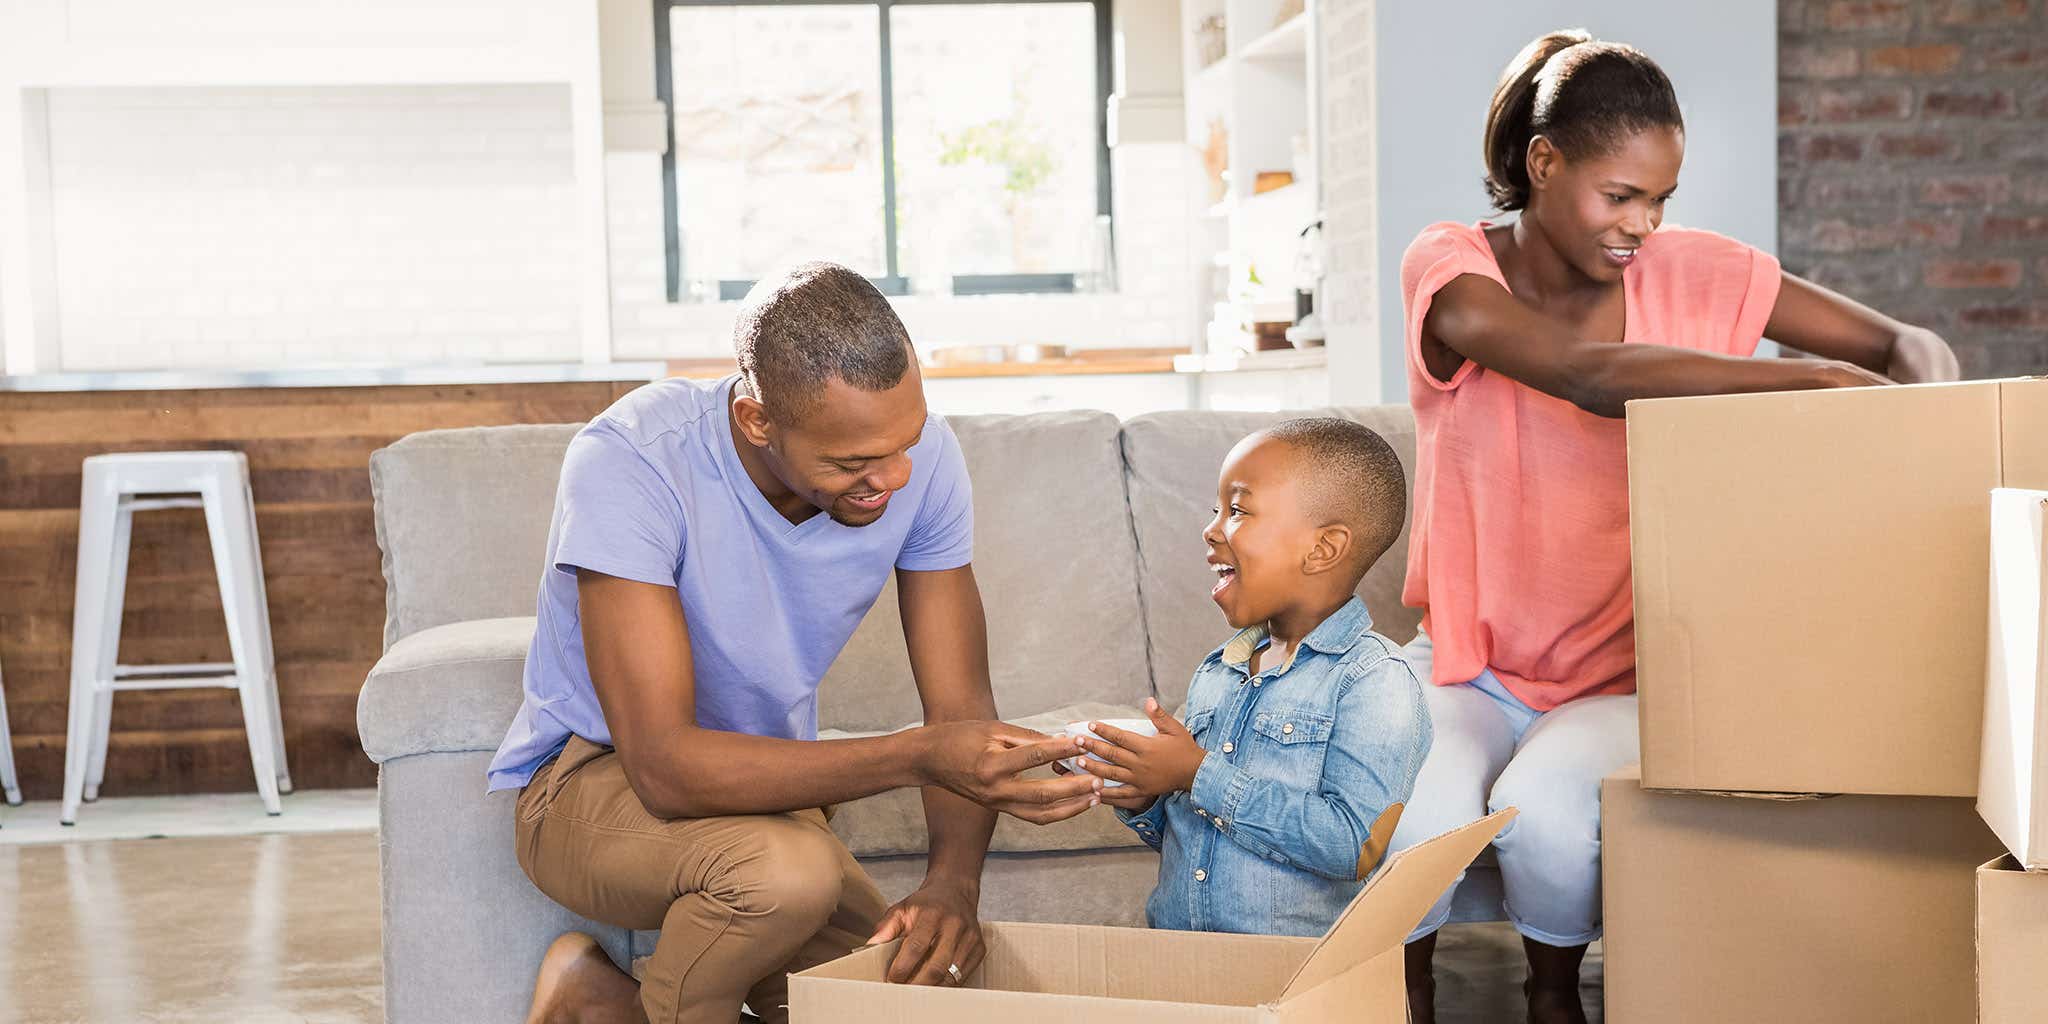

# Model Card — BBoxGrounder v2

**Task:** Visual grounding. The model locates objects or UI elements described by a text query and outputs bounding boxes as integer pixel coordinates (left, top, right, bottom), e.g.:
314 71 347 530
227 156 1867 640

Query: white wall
1341 0 1778 403
47 85 583 371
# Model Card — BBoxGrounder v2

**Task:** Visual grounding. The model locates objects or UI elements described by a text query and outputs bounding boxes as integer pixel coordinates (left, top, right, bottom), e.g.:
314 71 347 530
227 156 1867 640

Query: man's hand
1075 698 1206 809
914 720 1101 824
865 875 985 986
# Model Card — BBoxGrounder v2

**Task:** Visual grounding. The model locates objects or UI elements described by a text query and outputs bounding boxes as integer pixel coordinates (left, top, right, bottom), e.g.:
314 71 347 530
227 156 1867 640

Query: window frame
654 0 1114 302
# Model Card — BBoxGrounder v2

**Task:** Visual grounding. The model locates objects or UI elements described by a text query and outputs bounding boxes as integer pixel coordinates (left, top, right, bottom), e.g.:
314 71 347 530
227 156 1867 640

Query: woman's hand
1074 699 1207 809
1811 360 1896 389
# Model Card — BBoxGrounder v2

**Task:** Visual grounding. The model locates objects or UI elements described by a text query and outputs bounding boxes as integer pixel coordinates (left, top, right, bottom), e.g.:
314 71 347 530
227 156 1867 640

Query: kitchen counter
0 361 667 393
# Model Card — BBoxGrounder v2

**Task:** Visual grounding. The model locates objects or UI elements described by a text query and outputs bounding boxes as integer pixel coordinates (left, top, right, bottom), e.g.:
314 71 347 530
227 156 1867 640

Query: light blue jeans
1388 631 1639 947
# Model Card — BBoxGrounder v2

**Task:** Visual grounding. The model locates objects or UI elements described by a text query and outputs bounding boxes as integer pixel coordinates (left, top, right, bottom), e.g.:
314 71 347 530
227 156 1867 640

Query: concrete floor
0 829 1600 1023
1 832 383 1023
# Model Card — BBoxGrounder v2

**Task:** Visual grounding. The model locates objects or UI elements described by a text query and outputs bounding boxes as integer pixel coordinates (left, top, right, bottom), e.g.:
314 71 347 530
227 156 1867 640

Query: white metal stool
0 654 23 807
63 451 290 825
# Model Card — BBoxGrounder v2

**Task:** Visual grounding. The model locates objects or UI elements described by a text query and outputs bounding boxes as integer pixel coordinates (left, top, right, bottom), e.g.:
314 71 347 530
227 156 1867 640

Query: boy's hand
1076 698 1206 806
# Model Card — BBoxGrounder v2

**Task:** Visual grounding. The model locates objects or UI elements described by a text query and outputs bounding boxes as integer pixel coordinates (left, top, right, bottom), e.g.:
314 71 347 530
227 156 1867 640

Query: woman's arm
1424 274 1891 418
1762 272 1960 385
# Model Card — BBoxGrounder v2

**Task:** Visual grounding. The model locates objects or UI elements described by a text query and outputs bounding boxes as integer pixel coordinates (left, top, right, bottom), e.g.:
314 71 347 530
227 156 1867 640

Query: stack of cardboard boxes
1611 379 2048 1022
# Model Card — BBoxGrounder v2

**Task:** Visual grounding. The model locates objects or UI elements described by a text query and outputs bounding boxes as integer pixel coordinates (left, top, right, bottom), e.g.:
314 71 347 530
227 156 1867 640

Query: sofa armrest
357 616 536 764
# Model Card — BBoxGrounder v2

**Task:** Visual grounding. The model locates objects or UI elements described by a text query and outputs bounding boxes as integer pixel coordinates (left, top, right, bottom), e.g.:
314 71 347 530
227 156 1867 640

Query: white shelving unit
1181 0 1319 357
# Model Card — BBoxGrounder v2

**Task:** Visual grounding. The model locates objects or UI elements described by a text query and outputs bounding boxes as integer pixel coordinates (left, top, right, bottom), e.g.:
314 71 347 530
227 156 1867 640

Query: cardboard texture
1602 767 2003 1023
1983 488 2048 868
1976 856 2048 1023
1627 378 2048 797
789 808 1516 1022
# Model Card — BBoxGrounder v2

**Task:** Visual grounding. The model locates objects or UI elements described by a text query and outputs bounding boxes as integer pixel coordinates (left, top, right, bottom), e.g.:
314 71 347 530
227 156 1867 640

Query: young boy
1075 417 1431 937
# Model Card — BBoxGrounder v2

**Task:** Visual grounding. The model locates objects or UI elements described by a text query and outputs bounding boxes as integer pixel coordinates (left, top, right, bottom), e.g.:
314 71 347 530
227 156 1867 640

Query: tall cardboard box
1627 378 2048 797
1983 487 2048 868
1602 767 2002 1023
789 810 1514 1022
1976 855 2048 1023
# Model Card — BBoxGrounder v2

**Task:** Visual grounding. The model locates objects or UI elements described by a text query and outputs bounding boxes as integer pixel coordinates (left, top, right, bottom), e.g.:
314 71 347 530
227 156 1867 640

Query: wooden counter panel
0 380 640 800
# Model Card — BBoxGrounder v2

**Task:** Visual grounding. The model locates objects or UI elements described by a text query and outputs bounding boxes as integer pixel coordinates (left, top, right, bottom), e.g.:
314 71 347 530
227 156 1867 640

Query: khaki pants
516 737 888 1024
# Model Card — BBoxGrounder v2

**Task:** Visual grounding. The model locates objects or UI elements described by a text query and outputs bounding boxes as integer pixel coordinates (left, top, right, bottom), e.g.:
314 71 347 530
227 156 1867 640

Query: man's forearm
917 690 1001 889
631 727 929 819
920 786 996 888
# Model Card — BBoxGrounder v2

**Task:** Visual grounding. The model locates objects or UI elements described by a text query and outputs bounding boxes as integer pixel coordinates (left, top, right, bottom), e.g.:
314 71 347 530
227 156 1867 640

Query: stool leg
64 467 121 826
202 476 281 816
84 503 133 803
0 661 21 806
238 486 290 794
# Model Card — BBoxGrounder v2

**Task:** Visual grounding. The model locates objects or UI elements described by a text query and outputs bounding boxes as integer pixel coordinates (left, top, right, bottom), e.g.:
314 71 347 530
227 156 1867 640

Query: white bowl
1058 718 1157 788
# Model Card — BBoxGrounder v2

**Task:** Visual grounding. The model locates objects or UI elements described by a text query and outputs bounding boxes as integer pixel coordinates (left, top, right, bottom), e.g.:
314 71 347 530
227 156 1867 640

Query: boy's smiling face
1204 435 1318 630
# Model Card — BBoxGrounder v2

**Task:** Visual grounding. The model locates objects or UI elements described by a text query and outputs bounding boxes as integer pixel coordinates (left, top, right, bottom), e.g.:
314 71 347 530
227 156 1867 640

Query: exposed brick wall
1779 0 2048 377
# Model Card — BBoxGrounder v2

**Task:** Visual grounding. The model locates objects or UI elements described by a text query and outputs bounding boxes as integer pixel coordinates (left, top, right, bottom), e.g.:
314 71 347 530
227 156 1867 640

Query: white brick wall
45 84 582 371
1318 0 1381 404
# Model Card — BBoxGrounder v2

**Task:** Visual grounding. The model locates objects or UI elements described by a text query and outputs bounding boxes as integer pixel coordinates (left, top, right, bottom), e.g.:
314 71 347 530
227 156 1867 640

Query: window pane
668 6 887 291
889 3 1099 282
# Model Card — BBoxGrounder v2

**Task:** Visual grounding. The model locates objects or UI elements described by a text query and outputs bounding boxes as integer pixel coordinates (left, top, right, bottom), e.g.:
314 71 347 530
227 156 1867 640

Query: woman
1386 29 1958 1024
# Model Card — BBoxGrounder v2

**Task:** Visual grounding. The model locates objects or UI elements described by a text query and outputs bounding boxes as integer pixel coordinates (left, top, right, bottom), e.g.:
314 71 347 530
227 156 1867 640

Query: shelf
1239 12 1308 62
1193 56 1233 92
1239 180 1307 210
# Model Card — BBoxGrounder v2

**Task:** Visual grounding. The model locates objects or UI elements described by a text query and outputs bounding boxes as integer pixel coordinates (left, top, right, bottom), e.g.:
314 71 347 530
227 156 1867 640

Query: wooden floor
0 829 1598 1023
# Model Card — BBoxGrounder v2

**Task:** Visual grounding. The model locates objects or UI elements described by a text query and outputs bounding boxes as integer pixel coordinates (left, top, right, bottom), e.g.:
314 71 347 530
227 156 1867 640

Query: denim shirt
1118 597 1432 937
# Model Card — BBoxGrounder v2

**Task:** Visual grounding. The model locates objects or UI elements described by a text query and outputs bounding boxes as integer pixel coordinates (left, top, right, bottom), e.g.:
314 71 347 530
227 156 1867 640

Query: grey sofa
356 402 1497 1022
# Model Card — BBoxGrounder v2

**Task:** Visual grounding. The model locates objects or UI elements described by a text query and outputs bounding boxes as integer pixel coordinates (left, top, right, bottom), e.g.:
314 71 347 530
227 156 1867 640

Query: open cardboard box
788 808 1514 1022
1976 855 2048 1023
1983 487 2048 868
1627 378 2048 797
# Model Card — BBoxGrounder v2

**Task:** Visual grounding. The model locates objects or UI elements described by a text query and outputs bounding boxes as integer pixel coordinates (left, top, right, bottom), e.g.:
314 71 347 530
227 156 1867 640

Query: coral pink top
1400 221 1781 710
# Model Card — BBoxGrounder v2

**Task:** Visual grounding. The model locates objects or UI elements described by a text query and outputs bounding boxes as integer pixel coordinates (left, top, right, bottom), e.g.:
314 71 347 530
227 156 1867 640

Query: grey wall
1369 1 1779 402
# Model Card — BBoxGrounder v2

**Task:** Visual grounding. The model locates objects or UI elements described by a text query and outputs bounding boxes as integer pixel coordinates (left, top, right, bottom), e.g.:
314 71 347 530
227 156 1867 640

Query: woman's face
1527 125 1684 284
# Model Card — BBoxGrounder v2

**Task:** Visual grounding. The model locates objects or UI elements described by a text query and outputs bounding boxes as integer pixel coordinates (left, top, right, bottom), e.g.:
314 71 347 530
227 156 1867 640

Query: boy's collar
1219 597 1375 669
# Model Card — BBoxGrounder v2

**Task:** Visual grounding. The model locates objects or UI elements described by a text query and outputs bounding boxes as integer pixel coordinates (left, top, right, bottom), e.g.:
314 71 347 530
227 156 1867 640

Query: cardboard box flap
1276 808 1516 1002
1983 488 2048 867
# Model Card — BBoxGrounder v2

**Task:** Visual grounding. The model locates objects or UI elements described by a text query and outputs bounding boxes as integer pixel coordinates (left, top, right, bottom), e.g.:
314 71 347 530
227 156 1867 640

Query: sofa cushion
1120 407 1421 708
819 701 1149 857
817 411 1153 732
371 424 581 649
357 616 535 763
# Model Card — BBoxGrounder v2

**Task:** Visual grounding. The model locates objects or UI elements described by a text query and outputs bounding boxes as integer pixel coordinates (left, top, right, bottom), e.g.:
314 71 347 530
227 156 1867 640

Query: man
487 262 1102 1024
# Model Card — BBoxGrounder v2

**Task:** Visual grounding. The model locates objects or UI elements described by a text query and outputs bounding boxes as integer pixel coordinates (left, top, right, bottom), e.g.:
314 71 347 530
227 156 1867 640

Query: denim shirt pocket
1246 708 1335 788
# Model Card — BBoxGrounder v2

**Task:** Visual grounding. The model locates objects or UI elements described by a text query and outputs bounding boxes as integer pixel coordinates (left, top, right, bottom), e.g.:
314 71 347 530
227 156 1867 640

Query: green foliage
938 114 1056 199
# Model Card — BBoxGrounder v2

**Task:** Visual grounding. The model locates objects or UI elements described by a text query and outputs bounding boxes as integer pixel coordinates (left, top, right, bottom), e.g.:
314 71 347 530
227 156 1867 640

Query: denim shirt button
1252 679 1262 688
1194 869 1208 882
1221 742 1235 754
1213 816 1227 829
1281 722 1295 735
1196 807 1209 817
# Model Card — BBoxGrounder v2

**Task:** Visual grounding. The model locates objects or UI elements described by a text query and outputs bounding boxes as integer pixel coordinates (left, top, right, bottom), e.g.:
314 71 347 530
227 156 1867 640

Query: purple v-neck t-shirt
486 374 974 792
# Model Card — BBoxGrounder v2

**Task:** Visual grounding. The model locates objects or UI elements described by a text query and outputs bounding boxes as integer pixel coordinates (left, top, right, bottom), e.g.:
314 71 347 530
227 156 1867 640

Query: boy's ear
1302 523 1354 578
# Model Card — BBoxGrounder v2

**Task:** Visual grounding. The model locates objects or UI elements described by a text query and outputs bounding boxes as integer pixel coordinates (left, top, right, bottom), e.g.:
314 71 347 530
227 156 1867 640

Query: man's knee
714 818 847 926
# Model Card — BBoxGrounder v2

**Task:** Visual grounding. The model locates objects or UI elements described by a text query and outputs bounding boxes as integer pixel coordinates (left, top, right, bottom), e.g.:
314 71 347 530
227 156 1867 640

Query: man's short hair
1262 417 1408 574
733 262 913 421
